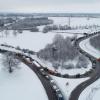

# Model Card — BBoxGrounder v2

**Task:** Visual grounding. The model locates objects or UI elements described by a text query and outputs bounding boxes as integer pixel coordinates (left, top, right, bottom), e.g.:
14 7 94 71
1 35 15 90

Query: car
92 62 96 66
75 74 81 78
40 68 44 71
62 74 69 78
40 69 47 76
52 85 58 90
22 55 26 58
92 60 96 64
50 79 55 83
84 33 88 36
50 79 56 85
44 67 49 71
92 66 96 69
56 89 60 92
48 69 55 75
55 73 62 77
26 57 31 61
45 75 51 80
56 91 64 100
32 61 41 68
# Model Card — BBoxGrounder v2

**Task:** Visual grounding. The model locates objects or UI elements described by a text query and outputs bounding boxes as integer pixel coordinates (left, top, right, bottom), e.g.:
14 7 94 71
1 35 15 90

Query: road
69 31 100 100
0 29 100 100
0 48 63 100
18 56 58 100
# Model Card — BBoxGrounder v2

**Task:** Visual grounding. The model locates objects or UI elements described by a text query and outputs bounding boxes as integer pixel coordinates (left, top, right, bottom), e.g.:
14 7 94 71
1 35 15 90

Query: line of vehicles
39 68 64 100
12 51 64 100
20 54 64 100
75 31 100 67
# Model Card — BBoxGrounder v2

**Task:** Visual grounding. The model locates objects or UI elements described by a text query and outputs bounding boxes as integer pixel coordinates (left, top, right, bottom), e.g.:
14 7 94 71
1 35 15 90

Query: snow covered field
0 30 75 52
50 17 100 26
0 54 48 100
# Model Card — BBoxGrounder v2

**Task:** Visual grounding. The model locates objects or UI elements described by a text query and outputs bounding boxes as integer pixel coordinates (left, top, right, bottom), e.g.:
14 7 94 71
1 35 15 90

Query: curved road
18 55 59 100
0 49 59 100
0 30 100 100
69 31 100 100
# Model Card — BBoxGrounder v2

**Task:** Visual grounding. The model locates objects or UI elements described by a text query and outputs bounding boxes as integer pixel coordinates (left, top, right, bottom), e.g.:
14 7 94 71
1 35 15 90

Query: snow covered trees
42 24 72 33
2 52 21 73
38 34 89 69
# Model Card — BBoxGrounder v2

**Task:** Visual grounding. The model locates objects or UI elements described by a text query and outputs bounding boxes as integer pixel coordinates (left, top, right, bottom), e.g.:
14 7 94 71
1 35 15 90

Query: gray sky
0 0 100 13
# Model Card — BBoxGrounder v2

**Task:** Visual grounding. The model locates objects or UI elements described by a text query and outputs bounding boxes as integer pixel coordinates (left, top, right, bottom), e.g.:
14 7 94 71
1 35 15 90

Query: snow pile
0 54 48 100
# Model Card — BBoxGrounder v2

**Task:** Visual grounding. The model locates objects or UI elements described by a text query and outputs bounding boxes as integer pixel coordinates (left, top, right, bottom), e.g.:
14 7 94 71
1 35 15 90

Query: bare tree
2 52 21 73
4 30 9 37
13 30 18 37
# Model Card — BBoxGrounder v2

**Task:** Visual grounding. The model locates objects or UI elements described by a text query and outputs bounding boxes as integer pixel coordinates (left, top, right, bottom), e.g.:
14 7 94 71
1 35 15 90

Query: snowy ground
79 35 100 100
49 17 100 26
51 75 89 100
0 30 75 52
79 37 100 59
0 54 48 100
50 17 100 35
